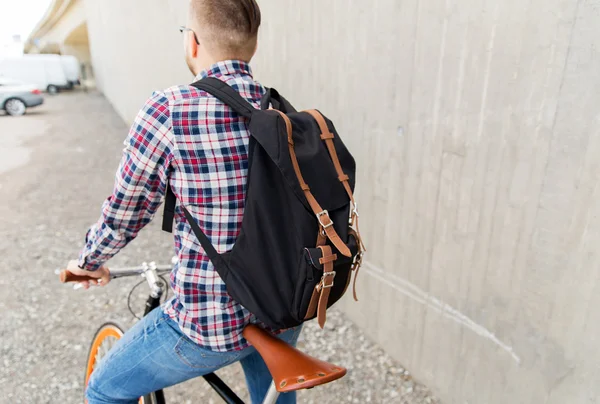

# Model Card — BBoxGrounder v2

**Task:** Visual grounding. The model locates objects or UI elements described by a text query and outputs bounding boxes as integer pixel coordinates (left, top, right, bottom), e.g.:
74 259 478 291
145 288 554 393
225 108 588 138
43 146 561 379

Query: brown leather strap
303 110 355 204
319 251 338 264
316 230 327 247
348 229 363 301
317 285 332 329
340 233 358 298
274 110 351 257
352 260 362 302
304 287 320 320
350 214 366 252
307 234 360 320
303 109 366 254
323 224 351 257
316 245 336 328
305 245 338 323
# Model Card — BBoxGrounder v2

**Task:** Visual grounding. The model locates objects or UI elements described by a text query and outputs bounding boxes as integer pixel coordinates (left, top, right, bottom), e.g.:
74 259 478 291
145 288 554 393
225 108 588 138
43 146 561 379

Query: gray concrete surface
0 92 437 404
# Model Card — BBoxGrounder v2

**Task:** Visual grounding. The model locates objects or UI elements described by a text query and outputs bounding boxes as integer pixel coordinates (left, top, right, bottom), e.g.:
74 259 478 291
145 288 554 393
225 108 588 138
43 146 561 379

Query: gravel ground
0 92 440 404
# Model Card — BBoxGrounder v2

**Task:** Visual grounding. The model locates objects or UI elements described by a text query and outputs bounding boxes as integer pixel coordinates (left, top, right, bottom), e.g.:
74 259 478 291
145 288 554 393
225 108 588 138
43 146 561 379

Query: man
66 1 300 403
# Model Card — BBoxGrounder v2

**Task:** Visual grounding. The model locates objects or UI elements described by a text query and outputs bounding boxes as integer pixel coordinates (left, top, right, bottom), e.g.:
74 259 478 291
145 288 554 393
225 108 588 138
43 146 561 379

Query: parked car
60 55 81 89
0 55 69 94
0 77 44 116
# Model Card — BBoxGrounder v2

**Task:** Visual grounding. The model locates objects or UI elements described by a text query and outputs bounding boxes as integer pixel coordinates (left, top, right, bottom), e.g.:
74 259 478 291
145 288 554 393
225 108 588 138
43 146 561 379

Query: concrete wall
83 1 600 403
84 0 190 121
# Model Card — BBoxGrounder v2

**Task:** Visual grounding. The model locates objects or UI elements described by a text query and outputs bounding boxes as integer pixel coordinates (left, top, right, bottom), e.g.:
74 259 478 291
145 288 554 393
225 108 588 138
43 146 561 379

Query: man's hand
66 260 111 289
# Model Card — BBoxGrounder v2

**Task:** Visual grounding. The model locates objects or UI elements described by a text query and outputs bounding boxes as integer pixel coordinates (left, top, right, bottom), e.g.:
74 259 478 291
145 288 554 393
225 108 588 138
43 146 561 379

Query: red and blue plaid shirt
78 60 266 351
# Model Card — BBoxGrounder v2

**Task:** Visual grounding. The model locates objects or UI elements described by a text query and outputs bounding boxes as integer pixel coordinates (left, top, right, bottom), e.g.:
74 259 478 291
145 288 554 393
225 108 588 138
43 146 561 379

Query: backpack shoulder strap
260 87 297 113
162 181 177 233
162 180 223 264
191 77 255 119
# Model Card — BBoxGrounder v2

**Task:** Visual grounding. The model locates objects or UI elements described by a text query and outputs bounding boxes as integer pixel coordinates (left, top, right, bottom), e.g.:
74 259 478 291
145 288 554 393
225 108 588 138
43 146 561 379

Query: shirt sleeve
78 91 173 271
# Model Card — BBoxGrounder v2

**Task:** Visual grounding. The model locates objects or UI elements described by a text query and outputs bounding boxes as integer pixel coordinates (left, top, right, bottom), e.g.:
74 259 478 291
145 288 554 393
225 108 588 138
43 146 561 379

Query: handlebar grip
59 270 97 283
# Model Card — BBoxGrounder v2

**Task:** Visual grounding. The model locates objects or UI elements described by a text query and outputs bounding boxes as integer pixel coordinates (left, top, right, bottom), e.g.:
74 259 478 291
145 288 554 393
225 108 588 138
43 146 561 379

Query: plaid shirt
78 60 266 351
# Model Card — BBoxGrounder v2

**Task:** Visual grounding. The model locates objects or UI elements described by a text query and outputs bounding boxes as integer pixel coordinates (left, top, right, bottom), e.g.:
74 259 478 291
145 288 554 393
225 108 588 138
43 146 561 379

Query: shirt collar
194 60 253 81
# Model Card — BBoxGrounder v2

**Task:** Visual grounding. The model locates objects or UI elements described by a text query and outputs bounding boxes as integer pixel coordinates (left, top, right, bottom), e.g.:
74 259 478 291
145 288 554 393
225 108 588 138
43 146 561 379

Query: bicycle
59 258 347 404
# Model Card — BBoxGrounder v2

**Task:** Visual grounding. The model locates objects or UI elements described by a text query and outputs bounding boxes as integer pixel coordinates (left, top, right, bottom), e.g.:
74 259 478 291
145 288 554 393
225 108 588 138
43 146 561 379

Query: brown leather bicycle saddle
243 324 347 393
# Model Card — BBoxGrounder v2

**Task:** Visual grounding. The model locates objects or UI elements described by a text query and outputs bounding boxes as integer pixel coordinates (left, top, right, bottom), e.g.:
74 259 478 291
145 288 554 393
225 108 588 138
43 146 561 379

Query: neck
197 58 221 74
197 50 253 71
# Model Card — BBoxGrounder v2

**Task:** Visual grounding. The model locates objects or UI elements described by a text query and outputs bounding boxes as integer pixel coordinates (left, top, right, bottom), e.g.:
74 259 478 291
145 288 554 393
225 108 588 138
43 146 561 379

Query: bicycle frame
104 261 281 404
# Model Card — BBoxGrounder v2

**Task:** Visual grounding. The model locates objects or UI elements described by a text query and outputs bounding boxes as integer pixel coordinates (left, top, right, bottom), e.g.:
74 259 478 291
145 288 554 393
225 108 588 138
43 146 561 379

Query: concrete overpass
23 0 92 81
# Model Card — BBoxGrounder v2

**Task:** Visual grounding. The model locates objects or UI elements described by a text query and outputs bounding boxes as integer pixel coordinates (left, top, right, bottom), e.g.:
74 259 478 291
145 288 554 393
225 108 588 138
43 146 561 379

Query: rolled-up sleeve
78 92 174 270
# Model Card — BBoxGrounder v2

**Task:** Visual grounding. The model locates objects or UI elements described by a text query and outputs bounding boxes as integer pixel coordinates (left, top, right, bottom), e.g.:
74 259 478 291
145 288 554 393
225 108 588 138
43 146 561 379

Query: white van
60 55 81 88
0 55 69 94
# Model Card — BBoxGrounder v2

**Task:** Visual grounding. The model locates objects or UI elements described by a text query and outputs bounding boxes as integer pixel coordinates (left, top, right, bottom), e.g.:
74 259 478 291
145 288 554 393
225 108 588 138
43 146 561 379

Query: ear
188 31 199 58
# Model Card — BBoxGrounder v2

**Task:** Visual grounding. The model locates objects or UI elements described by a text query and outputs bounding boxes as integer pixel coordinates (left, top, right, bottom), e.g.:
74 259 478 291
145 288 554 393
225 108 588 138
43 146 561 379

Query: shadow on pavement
0 110 48 118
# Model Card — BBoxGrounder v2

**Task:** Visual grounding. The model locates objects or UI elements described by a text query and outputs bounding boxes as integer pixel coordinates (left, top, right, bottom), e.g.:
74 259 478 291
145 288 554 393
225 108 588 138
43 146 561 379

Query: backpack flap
249 111 354 215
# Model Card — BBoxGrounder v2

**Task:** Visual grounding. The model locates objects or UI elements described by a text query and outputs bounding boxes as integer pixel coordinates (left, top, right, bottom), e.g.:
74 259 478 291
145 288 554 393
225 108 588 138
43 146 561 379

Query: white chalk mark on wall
363 261 521 364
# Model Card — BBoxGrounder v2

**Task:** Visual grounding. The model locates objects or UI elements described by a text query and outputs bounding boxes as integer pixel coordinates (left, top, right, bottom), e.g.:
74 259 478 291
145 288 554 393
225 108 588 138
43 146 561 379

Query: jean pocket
174 335 240 369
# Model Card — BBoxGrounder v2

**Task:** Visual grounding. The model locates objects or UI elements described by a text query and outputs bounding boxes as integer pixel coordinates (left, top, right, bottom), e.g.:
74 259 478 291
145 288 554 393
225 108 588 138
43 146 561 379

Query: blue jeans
86 308 301 404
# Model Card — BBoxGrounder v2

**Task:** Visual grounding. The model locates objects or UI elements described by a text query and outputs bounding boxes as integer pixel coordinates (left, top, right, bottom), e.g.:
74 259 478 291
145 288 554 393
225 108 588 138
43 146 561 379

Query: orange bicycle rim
84 325 148 404
85 326 122 386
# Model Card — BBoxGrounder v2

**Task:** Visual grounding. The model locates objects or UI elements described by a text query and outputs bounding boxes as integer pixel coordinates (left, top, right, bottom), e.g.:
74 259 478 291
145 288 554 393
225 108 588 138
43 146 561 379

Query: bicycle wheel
84 322 165 404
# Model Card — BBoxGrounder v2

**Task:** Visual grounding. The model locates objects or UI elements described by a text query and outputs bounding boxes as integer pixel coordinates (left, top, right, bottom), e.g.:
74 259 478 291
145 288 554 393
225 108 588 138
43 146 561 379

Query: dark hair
190 0 261 58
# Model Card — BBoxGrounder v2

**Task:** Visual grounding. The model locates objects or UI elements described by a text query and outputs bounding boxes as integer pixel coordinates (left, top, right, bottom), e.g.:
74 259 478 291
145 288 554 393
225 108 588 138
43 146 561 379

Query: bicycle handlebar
59 264 173 284
59 270 97 283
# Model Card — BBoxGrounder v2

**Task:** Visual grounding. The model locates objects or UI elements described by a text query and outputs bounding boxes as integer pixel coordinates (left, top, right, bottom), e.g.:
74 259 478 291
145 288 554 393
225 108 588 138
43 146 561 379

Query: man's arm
77 92 173 271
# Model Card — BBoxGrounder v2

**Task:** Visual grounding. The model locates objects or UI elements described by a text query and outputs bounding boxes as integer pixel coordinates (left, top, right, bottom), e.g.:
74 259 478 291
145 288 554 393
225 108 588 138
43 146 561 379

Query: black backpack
162 77 366 330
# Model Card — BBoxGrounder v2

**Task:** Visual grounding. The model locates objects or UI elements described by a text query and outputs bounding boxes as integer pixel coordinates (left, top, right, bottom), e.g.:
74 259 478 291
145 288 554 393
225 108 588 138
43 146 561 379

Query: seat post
262 381 280 404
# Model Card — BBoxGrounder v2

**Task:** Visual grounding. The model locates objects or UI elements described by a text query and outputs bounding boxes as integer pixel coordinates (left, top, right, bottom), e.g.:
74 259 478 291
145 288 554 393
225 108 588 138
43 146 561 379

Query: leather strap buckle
350 202 360 225
352 252 364 268
316 210 334 229
322 271 336 289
